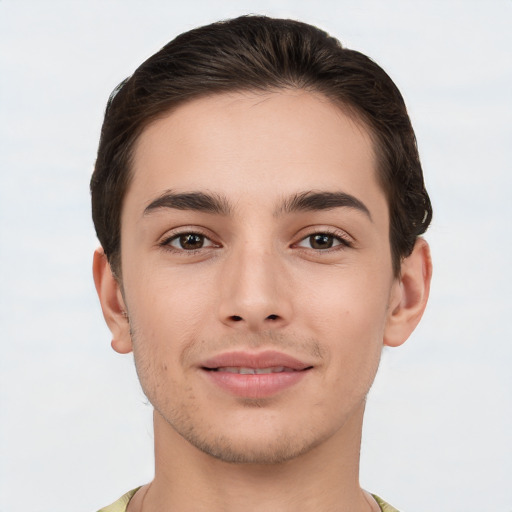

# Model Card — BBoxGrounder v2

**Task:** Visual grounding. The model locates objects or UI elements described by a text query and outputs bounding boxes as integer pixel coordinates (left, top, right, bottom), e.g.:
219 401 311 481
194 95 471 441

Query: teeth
216 366 288 374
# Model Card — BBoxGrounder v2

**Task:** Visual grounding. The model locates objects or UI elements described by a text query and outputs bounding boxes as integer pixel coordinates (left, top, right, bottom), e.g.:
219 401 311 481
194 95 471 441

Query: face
116 90 402 463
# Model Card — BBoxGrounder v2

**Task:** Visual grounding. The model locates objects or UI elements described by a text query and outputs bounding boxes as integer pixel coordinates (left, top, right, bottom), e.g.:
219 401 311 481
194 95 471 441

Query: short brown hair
91 15 432 276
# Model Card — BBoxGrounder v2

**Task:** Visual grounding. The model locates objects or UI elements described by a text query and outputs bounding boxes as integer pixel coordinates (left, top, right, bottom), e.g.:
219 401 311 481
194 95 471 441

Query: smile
200 350 313 399
210 366 296 374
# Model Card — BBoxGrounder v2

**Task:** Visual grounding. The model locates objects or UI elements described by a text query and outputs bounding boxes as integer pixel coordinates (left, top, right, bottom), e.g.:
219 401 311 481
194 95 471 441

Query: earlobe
92 247 133 354
384 238 432 347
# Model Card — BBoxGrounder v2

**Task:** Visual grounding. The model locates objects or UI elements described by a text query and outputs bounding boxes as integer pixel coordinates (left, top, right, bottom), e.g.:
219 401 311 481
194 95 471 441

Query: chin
162 406 334 465
184 430 323 465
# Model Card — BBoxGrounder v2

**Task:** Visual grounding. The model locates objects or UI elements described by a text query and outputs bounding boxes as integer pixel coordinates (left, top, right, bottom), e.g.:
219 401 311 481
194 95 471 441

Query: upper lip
201 350 312 371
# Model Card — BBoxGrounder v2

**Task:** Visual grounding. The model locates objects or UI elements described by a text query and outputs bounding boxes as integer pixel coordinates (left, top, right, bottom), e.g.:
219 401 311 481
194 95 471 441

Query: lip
202 350 311 371
200 350 313 399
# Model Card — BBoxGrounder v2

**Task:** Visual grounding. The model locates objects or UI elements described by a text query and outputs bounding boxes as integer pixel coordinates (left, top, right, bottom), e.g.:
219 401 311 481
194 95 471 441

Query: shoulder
372 494 401 512
96 488 141 512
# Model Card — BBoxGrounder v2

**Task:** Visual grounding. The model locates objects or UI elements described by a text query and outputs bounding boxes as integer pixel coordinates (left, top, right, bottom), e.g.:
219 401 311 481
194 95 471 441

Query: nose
217 245 292 331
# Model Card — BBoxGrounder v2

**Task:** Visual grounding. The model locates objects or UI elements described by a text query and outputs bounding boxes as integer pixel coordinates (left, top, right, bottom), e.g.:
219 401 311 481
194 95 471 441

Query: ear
384 238 432 347
92 247 133 354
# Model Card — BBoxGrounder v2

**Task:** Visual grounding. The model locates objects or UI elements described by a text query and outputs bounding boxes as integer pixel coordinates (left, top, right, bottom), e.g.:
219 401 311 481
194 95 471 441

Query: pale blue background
0 1 511 511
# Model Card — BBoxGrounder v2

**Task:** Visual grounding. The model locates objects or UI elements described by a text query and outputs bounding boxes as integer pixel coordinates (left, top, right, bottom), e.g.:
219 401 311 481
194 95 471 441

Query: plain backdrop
0 1 511 511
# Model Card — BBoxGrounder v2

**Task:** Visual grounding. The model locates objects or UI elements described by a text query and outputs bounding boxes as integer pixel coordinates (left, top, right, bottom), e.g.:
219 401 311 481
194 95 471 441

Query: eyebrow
276 191 372 220
143 189 371 221
144 191 232 216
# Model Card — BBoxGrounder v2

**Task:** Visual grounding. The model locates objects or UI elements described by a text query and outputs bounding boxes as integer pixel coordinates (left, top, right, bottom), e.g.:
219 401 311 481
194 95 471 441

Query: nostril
227 314 280 323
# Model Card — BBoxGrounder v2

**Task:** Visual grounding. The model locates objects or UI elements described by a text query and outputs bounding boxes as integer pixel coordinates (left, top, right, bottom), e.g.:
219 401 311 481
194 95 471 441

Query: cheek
296 268 390 382
130 265 210 322
298 266 391 336
128 304 191 414
130 275 215 367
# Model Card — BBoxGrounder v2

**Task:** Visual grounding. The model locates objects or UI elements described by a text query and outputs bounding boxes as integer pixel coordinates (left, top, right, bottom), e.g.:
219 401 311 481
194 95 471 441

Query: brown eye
179 233 205 250
309 234 334 249
166 232 215 251
296 232 349 250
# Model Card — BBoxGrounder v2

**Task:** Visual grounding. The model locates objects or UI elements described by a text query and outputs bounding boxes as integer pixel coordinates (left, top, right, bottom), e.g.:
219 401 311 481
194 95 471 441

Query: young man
92 15 432 512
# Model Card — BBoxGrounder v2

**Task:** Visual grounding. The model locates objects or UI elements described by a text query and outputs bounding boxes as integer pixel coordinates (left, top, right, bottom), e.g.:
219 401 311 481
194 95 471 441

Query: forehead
126 90 384 218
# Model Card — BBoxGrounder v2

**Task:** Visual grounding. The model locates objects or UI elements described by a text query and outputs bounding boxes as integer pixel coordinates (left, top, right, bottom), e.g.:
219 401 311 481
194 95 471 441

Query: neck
135 403 374 512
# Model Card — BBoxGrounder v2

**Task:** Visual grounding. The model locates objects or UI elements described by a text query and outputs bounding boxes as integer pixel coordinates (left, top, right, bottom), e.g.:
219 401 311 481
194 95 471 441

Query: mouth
201 350 312 371
208 366 301 374
200 351 313 398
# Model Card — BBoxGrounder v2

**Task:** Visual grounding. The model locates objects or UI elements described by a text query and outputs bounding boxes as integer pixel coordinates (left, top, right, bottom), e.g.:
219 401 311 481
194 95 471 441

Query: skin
94 90 432 512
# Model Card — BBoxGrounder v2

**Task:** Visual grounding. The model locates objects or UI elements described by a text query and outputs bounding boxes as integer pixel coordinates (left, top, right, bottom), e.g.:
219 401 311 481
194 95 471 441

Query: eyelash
294 229 353 252
159 228 352 254
159 230 219 254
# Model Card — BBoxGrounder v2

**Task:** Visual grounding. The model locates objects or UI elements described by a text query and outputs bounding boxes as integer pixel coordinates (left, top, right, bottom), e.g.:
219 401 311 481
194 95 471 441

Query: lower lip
203 369 309 399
